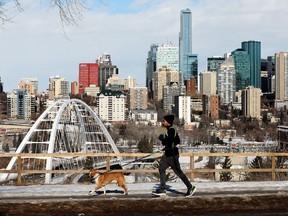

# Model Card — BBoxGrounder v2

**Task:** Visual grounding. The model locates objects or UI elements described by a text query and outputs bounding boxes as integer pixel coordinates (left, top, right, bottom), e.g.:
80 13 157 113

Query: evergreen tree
119 124 126 136
206 147 218 180
12 134 17 148
137 135 153 153
16 133 23 149
84 157 94 170
245 156 271 181
220 156 232 181
207 147 216 169
2 142 10 152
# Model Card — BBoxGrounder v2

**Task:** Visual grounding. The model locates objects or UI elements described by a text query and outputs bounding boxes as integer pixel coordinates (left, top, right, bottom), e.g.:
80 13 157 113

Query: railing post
17 155 22 186
106 153 111 171
190 154 195 182
271 154 276 181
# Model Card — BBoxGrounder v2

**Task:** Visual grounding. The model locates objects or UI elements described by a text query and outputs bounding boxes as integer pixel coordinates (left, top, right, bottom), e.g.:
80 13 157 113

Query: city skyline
1 0 288 92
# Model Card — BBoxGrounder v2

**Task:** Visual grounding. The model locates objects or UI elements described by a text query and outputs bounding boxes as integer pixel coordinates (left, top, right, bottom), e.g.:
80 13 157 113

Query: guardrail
0 152 288 185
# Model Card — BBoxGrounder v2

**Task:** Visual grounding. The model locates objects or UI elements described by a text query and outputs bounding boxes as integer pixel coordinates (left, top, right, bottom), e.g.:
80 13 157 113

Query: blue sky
1 0 288 92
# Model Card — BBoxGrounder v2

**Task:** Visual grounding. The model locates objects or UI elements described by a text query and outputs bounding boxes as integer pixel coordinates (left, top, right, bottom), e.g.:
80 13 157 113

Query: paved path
1 181 287 198
0 181 288 216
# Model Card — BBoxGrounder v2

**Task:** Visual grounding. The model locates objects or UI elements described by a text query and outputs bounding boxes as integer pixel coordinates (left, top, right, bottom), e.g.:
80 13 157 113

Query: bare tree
0 0 86 26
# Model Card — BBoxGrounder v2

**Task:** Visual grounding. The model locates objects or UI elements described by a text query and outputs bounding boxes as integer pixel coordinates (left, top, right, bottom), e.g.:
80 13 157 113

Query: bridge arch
4 99 122 183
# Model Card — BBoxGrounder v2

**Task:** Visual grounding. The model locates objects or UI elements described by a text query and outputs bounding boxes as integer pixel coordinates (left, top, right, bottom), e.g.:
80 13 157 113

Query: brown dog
88 169 128 195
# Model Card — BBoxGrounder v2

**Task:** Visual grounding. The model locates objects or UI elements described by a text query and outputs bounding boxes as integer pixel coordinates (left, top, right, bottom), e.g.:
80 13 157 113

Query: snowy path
0 181 287 199
0 181 287 216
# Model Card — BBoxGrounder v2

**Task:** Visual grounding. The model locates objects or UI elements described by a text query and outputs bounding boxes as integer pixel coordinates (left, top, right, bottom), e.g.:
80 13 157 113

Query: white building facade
156 44 179 71
96 90 125 122
217 56 236 105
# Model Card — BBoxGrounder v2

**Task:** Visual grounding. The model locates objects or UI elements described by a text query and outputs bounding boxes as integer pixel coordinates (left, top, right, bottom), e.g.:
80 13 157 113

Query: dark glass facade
241 41 261 88
232 49 250 91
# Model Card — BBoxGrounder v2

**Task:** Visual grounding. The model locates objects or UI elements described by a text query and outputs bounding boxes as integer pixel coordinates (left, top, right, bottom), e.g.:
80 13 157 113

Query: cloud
0 0 288 92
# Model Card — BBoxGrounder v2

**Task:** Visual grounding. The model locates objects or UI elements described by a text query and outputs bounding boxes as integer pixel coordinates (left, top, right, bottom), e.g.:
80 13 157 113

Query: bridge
3 99 125 184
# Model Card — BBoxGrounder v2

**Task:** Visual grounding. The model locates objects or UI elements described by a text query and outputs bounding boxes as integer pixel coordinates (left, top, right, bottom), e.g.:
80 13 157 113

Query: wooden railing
0 152 288 185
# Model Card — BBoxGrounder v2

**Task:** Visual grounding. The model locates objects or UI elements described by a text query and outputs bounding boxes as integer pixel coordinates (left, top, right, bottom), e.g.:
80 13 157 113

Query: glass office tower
232 49 250 91
179 8 192 81
146 44 158 91
241 41 261 88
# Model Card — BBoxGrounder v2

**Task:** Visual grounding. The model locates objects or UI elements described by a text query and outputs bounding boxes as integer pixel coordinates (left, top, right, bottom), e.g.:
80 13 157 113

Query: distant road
0 122 31 130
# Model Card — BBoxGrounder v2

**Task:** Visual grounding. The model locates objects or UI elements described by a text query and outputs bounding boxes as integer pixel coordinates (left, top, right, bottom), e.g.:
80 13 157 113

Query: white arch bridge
4 99 125 184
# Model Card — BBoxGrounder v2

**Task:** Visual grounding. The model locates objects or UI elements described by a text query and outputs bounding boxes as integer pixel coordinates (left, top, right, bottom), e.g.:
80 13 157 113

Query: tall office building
261 59 269 93
207 56 225 72
199 71 217 95
96 53 118 91
185 76 197 97
241 41 261 88
78 63 99 94
275 52 288 101
163 82 186 112
267 56 275 93
179 8 193 80
217 56 236 105
187 54 198 79
146 44 158 91
231 49 250 91
156 43 179 71
242 86 261 119
153 66 182 101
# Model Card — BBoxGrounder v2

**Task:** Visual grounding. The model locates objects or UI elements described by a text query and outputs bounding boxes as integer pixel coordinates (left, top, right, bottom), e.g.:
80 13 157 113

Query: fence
0 152 288 185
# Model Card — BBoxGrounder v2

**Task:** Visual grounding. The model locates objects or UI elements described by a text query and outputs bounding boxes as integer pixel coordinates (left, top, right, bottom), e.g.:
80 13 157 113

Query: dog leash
120 149 163 168
89 149 163 179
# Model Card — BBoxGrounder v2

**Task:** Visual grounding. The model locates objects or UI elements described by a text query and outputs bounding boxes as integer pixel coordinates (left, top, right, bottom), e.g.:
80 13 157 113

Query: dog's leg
118 176 128 195
89 184 103 196
119 183 128 195
88 189 96 195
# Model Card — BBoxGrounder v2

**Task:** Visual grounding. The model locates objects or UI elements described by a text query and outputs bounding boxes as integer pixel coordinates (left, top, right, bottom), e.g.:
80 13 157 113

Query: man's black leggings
158 154 192 190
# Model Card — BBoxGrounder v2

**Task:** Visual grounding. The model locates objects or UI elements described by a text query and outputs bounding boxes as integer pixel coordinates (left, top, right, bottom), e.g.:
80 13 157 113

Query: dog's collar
91 173 103 180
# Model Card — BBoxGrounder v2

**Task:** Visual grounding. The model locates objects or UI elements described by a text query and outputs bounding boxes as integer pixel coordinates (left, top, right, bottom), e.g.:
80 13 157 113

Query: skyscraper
96 53 118 91
217 56 236 105
207 56 225 72
179 8 192 80
242 86 261 119
267 56 275 93
78 63 99 94
241 41 261 88
275 52 288 101
146 44 158 91
231 49 250 91
156 43 179 71
199 71 217 95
